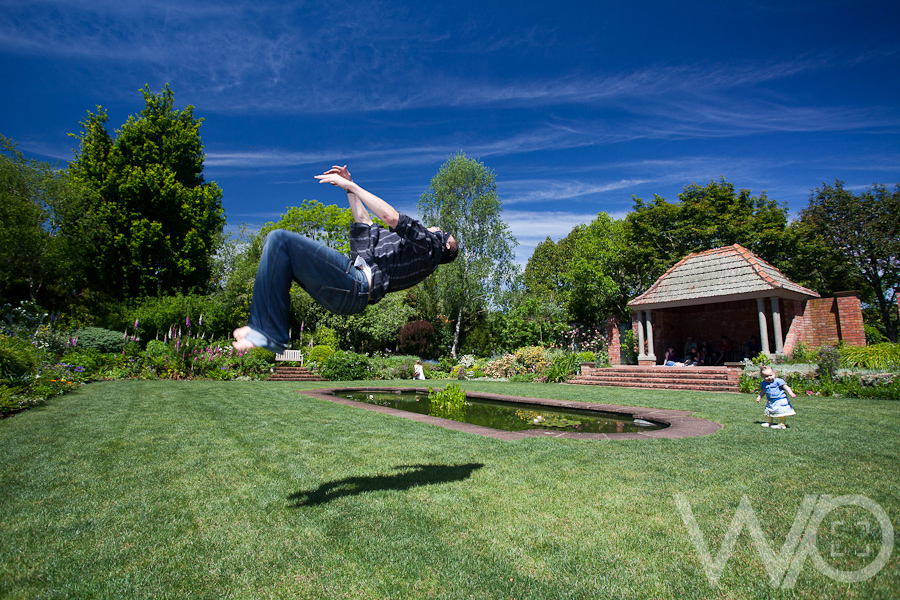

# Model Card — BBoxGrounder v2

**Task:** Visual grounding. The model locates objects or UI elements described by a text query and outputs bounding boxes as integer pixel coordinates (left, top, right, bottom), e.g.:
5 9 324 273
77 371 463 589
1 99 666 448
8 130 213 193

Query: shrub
399 320 434 357
437 356 457 373
308 345 335 364
816 345 841 380
788 342 815 364
314 327 340 350
864 324 888 345
320 351 371 381
483 354 519 378
576 351 595 363
515 346 548 373
72 327 126 354
394 361 415 380
544 352 581 383
0 386 42 416
0 336 39 384
61 349 104 380
113 293 230 343
751 352 771 367
841 343 900 371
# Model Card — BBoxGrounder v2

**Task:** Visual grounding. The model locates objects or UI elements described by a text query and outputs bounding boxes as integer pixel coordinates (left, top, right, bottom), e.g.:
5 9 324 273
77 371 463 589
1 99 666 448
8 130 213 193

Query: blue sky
2 0 898 265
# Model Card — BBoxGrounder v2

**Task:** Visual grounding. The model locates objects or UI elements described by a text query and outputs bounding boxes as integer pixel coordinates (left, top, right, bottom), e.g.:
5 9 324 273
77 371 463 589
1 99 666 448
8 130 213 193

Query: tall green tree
0 135 92 304
798 181 900 341
522 236 573 309
67 85 225 300
562 213 634 322
418 153 518 358
260 199 355 255
626 178 793 282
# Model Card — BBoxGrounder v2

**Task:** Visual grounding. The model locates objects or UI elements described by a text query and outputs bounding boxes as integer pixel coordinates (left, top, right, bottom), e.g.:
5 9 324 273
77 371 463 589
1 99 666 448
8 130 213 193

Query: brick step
585 367 734 374
571 366 741 392
570 379 737 392
578 374 738 384
269 366 326 382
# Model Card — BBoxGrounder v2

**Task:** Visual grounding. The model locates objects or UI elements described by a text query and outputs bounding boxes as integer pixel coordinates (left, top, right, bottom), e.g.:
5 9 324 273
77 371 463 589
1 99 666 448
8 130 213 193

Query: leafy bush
816 345 841 380
0 386 42 416
399 320 434 357
751 352 771 367
544 352 581 383
622 330 638 365
788 342 816 364
437 356 457 373
319 351 371 381
0 336 39 383
72 327 126 354
515 346 548 373
841 343 900 371
308 345 334 364
864 324 888 345
576 351 595 363
740 370 900 400
314 327 340 350
483 354 519 378
112 293 230 343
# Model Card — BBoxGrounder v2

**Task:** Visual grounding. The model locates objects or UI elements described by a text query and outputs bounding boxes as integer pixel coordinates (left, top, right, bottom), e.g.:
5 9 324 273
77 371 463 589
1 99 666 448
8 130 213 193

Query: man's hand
315 171 354 191
323 165 352 182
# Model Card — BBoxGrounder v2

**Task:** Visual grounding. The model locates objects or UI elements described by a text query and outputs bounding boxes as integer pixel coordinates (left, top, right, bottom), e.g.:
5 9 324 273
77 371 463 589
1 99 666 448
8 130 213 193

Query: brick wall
802 292 865 348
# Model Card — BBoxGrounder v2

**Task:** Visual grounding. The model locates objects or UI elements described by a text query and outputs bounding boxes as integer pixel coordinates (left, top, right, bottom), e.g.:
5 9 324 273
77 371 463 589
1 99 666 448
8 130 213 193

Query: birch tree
418 153 517 358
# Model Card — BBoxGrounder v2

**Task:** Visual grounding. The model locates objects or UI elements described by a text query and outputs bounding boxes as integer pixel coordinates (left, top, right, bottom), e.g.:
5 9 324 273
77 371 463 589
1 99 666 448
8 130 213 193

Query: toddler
755 365 796 429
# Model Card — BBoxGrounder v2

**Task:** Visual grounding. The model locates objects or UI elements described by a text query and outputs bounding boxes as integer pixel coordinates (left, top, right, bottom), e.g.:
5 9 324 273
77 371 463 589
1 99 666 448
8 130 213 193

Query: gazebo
623 244 862 366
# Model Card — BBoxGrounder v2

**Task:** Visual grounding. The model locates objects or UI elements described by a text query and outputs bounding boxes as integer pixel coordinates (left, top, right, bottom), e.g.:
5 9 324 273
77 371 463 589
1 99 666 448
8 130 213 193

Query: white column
645 311 656 361
771 296 784 355
636 312 646 359
757 298 771 355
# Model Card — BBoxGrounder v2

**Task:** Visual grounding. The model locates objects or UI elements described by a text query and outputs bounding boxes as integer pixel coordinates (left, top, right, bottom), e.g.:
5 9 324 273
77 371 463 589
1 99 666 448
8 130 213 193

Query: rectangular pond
332 389 665 434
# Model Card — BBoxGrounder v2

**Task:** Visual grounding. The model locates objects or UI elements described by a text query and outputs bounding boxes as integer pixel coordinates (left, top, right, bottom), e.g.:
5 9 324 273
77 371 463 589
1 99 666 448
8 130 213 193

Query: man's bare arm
316 168 399 229
321 166 373 225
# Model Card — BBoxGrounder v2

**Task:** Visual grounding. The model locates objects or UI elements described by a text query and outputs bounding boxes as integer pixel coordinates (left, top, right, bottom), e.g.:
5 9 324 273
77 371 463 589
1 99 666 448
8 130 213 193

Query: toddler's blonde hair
760 365 775 377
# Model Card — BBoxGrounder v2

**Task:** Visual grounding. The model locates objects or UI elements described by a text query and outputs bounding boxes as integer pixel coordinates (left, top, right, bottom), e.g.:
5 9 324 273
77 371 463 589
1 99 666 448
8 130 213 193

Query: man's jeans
243 230 370 353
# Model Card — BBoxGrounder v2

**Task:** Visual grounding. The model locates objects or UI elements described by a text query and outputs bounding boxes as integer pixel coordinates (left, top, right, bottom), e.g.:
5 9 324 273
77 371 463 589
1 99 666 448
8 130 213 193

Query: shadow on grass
288 462 485 507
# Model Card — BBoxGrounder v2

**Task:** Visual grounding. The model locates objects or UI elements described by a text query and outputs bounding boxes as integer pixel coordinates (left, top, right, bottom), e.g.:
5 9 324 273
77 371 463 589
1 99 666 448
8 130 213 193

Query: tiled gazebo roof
628 243 819 310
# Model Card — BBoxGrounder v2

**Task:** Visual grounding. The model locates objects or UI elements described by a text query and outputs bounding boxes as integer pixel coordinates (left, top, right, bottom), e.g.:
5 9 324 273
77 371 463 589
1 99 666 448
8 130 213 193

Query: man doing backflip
232 165 458 352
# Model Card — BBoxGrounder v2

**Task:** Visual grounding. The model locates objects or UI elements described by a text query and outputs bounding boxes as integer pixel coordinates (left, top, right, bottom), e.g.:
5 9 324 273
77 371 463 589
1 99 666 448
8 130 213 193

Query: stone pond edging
296 387 723 441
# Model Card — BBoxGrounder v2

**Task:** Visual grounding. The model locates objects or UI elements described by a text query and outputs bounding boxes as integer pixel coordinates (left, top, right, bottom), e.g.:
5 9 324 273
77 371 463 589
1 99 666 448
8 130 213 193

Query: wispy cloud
500 179 652 205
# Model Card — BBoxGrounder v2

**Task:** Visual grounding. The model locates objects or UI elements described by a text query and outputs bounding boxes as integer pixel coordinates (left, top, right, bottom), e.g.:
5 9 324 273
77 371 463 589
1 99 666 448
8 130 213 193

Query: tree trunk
451 303 463 359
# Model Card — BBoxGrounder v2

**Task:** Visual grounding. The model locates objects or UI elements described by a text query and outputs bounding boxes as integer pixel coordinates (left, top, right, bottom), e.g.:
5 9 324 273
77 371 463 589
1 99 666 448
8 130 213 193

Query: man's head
438 231 459 264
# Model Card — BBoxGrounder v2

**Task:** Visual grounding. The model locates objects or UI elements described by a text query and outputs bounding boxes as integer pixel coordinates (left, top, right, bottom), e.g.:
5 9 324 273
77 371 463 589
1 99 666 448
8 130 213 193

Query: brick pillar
606 316 621 365
835 291 865 346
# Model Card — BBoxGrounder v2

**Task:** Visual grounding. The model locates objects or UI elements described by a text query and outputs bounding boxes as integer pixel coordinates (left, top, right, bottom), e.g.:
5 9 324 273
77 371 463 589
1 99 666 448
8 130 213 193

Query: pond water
333 389 666 434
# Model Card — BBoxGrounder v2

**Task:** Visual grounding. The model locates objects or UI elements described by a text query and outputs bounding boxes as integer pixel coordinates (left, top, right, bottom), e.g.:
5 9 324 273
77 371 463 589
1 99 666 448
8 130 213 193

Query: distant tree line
1 85 897 355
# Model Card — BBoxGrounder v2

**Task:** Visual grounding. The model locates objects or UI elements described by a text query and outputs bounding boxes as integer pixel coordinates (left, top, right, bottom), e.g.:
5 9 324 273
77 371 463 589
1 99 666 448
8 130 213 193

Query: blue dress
761 377 796 417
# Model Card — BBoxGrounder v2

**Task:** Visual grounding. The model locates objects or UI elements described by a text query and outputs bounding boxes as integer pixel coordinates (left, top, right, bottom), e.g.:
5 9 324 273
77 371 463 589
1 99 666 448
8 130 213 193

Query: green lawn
1 380 897 599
